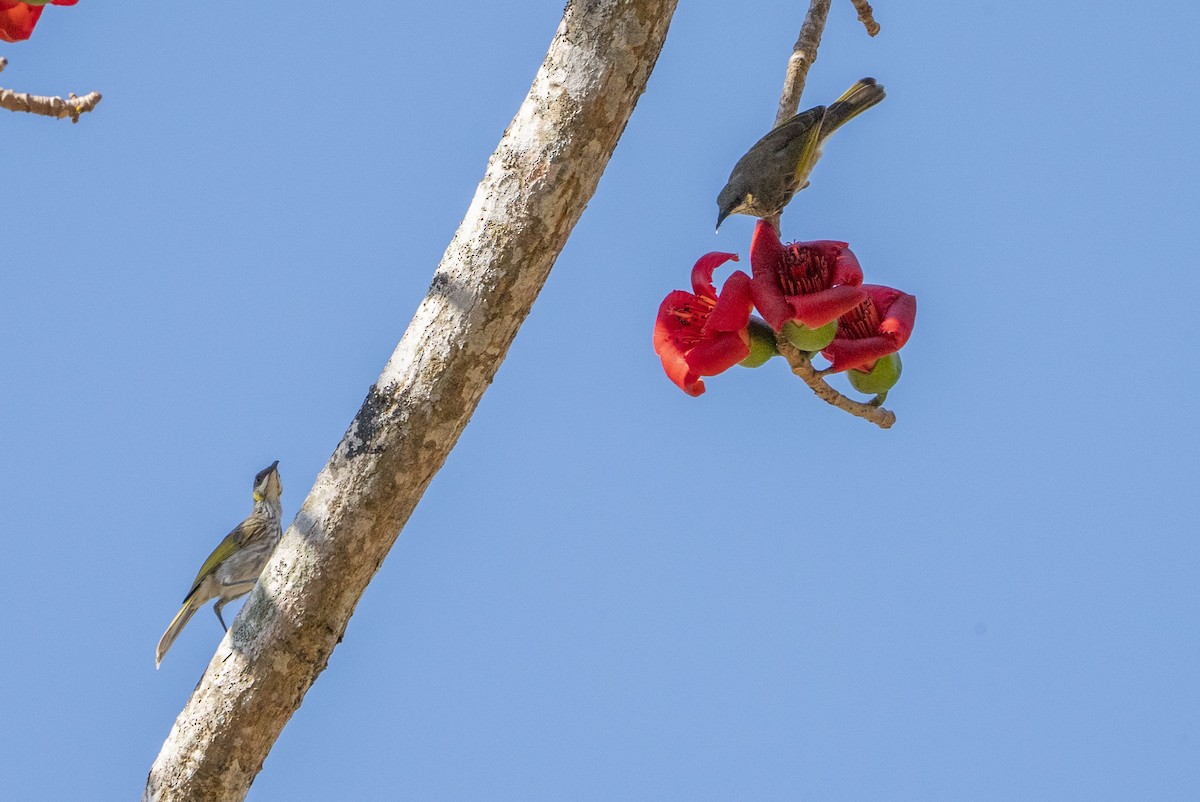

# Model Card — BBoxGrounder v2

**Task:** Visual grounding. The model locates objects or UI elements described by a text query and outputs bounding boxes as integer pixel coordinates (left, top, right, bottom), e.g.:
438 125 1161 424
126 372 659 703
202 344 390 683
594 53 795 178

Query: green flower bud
782 319 838 352
847 352 903 394
739 316 778 368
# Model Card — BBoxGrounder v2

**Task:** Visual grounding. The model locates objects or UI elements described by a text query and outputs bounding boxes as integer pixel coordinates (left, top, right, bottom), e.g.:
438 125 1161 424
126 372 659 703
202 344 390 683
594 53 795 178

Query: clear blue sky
4 1 1198 799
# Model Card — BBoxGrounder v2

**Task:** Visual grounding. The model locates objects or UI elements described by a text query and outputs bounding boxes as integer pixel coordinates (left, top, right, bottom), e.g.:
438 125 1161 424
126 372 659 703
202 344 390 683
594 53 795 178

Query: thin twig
0 57 102 122
765 0 832 232
774 0 831 127
849 0 880 36
776 338 895 428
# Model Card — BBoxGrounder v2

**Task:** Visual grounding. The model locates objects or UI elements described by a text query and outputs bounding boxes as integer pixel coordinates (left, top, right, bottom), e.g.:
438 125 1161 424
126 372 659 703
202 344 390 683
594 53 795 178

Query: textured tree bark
143 2 677 799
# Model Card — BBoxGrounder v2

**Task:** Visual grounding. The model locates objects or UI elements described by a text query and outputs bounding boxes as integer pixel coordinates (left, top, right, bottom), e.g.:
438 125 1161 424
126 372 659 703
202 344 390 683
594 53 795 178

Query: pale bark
774 0 831 127
143 1 677 799
849 0 881 37
0 56 102 122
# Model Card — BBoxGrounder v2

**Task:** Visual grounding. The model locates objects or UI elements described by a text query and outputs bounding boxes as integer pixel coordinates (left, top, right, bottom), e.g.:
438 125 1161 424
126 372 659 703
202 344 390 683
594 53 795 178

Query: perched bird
155 461 283 668
716 77 886 230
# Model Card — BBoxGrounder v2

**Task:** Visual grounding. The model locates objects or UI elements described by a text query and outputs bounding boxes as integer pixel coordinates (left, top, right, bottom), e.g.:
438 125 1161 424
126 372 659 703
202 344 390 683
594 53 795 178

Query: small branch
776 337 895 429
0 86 102 122
769 0 895 427
0 56 102 122
849 0 880 36
766 0 832 232
774 0 831 127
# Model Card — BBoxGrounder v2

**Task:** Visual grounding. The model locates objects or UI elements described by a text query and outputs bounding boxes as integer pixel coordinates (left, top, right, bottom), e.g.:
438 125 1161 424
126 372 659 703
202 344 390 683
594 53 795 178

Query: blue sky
3 1 1198 799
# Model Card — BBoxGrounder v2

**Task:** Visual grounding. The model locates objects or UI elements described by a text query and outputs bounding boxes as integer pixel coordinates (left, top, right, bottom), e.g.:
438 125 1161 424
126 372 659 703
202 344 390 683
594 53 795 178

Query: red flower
654 252 754 396
748 219 867 332
0 0 76 43
822 284 917 373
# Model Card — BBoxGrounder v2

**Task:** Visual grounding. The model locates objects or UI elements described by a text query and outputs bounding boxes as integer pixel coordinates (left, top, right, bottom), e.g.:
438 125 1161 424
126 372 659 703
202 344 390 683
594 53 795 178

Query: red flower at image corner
653 252 754 396
0 0 77 43
821 284 917 373
748 218 867 332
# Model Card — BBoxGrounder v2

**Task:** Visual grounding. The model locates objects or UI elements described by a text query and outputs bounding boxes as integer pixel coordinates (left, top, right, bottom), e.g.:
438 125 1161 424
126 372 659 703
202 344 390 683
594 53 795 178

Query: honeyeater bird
716 77 886 230
155 461 283 668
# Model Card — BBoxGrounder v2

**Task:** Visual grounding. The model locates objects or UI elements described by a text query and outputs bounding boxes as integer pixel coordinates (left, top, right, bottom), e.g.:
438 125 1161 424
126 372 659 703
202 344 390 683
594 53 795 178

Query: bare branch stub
0 56 102 122
0 87 102 122
850 0 881 36
775 337 895 428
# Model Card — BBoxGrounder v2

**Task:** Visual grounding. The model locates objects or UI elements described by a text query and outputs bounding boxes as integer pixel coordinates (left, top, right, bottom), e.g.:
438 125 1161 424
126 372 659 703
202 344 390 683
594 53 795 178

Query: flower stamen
838 297 882 340
780 242 832 296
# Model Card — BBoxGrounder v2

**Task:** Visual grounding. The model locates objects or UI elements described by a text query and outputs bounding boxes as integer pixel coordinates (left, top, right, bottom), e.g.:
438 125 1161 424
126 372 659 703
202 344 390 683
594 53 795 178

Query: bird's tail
156 595 202 669
823 77 886 135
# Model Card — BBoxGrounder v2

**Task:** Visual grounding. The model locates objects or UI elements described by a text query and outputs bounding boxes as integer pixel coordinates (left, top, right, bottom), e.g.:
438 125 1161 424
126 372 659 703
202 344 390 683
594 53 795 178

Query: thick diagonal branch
143 2 678 799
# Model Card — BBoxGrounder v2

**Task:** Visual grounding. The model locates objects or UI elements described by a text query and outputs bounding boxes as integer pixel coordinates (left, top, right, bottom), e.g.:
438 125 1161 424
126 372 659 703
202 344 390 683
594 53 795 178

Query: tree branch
776 338 895 428
0 56 102 122
143 2 678 799
774 0 831 127
849 0 880 36
767 0 894 428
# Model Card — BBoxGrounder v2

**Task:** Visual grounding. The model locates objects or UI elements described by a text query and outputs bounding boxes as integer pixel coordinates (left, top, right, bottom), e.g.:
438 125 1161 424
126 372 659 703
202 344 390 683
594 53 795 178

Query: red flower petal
831 245 864 287
822 335 902 373
690 251 739 299
655 265 754 396
749 219 784 277
705 269 753 333
653 290 702 353
821 285 917 372
0 2 43 42
865 284 917 349
788 284 868 329
658 341 705 396
748 222 791 331
685 329 750 378
653 300 705 396
749 272 792 331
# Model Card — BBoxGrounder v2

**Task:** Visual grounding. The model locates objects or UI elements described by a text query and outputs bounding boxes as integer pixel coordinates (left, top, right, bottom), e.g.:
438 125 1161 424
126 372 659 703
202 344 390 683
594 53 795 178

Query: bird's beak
268 460 279 472
715 209 730 233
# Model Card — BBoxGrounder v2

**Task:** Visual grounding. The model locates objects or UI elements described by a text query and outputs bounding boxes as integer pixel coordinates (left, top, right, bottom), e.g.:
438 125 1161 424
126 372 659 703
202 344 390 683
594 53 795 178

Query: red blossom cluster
654 219 916 398
1 0 76 43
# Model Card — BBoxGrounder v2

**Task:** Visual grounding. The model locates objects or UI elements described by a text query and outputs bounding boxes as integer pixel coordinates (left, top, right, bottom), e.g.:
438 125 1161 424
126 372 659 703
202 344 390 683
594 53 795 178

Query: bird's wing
778 107 827 188
751 106 825 160
184 518 265 601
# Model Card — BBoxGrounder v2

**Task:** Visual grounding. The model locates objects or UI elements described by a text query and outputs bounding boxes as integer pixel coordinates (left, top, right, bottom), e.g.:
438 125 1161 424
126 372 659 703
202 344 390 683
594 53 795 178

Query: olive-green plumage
155 461 283 668
716 78 885 230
